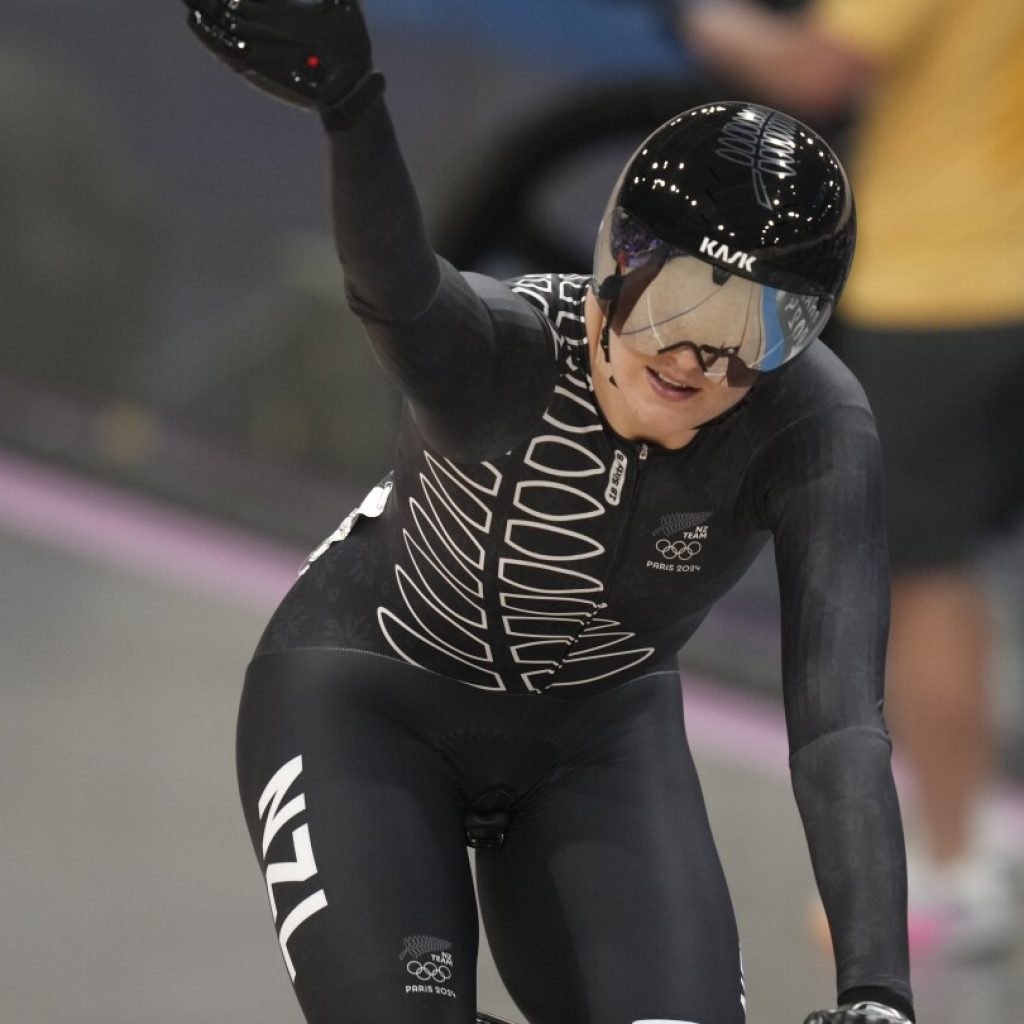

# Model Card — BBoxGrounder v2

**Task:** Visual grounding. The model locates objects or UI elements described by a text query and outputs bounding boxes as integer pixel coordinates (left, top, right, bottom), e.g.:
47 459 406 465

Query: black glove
182 0 383 127
804 1002 912 1024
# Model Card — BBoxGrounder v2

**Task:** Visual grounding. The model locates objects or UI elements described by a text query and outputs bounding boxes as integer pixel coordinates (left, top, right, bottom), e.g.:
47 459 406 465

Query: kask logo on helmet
698 236 756 273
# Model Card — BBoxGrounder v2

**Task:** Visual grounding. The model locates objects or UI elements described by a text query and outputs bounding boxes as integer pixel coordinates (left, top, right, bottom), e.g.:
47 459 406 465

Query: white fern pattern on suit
378 275 656 692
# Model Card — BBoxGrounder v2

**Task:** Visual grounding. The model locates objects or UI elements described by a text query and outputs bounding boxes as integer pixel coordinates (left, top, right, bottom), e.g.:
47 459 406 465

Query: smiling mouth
646 366 699 394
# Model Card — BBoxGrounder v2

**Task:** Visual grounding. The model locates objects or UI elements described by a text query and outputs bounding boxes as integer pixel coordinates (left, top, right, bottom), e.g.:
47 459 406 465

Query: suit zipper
537 441 648 692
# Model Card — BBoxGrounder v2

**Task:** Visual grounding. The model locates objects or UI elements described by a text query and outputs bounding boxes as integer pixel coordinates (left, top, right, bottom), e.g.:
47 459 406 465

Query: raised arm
761 402 913 1020
183 0 556 460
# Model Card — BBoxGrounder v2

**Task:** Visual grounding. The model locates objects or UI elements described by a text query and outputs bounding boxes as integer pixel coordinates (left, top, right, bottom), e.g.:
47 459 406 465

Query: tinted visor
594 211 831 383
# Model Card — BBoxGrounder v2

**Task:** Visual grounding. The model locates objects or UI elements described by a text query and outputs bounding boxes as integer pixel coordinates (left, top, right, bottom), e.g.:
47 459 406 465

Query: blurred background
1 1 1021 1022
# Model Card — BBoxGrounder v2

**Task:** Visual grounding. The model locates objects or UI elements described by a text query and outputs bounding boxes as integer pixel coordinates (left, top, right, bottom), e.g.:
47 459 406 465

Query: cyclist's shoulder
495 273 591 365
749 340 875 435
505 272 591 321
789 340 871 408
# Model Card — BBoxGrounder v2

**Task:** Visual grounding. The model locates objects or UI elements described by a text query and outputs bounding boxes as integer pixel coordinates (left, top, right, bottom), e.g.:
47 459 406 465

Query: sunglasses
595 243 828 388
596 252 762 387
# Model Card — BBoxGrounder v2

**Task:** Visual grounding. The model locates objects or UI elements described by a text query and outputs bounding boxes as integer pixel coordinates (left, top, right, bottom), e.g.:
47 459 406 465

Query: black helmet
593 101 855 383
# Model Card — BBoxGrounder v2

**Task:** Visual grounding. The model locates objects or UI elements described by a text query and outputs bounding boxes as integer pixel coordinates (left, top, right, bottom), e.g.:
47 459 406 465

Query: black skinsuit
235 96 912 1024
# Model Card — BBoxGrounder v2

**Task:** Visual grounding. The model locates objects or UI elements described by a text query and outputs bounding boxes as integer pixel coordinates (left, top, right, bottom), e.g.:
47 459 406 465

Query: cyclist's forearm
791 727 913 1017
322 96 556 457
324 96 442 324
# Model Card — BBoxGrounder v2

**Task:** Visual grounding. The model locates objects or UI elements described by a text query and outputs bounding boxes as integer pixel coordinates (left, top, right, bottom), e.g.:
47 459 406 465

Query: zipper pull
638 442 649 462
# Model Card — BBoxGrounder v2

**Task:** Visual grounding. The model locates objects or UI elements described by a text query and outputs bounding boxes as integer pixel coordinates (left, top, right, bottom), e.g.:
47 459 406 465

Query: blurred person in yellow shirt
680 0 1024 957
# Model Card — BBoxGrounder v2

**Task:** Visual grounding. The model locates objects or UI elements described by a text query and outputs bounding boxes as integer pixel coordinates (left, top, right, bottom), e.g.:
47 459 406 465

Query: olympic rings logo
406 961 452 983
655 539 702 561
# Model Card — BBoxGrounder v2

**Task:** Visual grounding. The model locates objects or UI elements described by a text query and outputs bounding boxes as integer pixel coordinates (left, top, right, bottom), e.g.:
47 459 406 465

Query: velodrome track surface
2 449 1021 1024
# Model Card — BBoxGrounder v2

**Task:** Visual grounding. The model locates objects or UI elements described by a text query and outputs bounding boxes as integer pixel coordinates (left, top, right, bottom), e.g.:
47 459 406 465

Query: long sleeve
763 402 912 1016
322 99 557 461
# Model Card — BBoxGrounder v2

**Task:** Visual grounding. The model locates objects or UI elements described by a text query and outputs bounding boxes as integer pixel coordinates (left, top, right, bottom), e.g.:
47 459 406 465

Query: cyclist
183 2 914 1022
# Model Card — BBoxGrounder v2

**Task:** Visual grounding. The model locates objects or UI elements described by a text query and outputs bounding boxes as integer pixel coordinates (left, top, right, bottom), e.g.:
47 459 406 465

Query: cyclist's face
585 290 752 450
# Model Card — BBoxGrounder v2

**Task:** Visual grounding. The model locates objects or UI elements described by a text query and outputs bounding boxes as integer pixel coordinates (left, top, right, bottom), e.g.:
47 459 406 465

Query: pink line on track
3 447 1023 837
0 449 303 610
684 675 790 776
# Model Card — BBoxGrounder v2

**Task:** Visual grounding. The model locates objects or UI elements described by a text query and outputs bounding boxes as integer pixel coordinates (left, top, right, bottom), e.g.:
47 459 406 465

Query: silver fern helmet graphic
715 106 799 211
400 934 453 960
654 512 713 538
